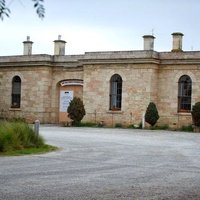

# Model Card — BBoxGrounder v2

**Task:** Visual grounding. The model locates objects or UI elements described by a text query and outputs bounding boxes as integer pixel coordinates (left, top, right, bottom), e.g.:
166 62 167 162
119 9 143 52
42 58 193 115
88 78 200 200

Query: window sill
9 108 21 111
107 110 124 114
177 112 191 116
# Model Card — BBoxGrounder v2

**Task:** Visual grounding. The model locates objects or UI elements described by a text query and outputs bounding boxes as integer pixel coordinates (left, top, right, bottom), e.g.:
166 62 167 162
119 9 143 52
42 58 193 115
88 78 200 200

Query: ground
1 126 200 200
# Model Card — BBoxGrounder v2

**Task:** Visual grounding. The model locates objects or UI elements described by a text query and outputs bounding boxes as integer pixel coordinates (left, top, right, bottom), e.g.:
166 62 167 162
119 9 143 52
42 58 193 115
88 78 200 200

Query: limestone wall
0 51 200 128
157 64 200 128
0 66 52 123
83 63 158 126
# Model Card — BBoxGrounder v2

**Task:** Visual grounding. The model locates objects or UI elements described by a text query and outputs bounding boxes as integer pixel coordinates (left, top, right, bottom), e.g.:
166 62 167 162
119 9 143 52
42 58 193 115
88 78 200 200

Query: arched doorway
59 79 83 123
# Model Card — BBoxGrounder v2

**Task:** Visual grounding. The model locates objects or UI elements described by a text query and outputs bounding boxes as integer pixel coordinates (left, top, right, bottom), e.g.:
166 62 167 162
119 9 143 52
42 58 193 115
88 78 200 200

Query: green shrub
0 121 44 152
67 97 86 125
127 124 135 129
180 124 193 132
150 124 169 130
191 102 200 127
145 102 159 126
74 122 97 127
115 123 122 128
8 117 26 123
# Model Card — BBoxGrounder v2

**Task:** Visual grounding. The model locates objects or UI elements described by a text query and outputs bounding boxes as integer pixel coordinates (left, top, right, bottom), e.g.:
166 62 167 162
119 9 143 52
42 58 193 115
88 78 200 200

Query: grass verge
0 120 58 156
0 144 58 156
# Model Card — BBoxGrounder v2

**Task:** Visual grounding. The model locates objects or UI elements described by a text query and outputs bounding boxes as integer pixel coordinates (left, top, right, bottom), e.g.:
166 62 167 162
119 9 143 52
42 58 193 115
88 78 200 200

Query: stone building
0 32 199 128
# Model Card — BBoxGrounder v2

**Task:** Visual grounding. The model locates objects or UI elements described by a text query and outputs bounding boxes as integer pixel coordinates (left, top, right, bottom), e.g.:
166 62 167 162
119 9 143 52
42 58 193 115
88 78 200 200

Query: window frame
178 75 192 113
109 74 122 111
11 76 21 108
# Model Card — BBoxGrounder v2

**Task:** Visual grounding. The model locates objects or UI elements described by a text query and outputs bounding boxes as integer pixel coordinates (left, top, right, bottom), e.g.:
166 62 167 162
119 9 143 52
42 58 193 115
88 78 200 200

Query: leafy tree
0 0 45 20
145 102 159 126
0 0 9 20
67 97 86 125
191 102 200 127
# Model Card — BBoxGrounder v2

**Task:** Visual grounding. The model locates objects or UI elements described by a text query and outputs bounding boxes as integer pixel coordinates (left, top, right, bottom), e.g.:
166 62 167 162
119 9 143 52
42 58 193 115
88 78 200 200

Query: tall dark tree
0 0 45 20
191 102 200 127
145 102 159 126
67 97 86 125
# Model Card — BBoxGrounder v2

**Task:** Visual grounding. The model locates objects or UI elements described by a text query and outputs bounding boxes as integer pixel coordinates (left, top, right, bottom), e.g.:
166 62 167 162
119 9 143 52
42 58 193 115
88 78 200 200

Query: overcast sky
0 0 199 56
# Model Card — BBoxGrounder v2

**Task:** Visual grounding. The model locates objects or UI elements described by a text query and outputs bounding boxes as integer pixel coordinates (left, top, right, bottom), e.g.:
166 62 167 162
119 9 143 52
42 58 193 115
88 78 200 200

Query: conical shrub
67 97 86 125
145 102 159 126
191 102 200 127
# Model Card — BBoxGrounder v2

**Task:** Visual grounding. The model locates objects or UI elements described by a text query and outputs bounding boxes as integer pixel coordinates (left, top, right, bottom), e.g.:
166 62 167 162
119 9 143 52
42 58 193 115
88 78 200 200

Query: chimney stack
23 36 33 55
172 32 184 52
143 35 155 50
54 35 66 55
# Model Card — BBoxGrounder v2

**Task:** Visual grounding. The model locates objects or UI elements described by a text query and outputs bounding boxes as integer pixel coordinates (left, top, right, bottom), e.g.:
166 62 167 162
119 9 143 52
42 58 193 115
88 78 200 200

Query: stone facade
0 33 199 128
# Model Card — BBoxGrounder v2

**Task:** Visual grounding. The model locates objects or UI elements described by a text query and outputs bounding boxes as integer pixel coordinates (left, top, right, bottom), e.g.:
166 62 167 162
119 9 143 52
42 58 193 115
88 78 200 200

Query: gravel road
1 126 200 200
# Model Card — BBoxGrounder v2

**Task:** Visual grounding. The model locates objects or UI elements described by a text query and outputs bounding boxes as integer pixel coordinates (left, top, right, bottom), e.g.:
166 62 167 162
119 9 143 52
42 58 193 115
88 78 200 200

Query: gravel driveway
1 126 200 200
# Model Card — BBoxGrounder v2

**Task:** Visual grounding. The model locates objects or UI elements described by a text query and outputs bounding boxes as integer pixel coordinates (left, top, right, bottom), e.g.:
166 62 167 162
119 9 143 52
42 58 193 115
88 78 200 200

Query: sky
0 0 200 56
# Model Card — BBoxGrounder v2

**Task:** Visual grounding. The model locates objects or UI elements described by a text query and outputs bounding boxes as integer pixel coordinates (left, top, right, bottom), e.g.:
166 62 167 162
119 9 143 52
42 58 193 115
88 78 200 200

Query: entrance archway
59 79 83 123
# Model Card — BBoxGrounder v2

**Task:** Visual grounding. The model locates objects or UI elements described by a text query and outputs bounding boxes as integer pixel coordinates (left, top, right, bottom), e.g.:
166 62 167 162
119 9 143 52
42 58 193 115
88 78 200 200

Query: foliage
74 122 97 127
0 0 45 20
61 121 103 128
8 117 26 123
180 124 193 132
191 102 200 127
0 0 10 20
115 123 122 128
67 97 86 125
33 0 45 19
0 144 57 156
145 102 159 126
0 121 44 152
128 122 142 129
150 124 169 130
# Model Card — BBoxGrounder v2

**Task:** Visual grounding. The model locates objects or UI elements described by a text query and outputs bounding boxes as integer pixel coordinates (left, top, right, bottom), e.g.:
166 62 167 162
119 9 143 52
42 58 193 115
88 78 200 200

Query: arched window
110 74 122 110
178 75 192 112
11 76 21 108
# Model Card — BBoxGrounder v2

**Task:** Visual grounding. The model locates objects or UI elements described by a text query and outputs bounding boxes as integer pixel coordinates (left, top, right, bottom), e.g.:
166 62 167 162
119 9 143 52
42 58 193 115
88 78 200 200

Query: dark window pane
110 74 122 110
178 75 192 112
11 76 21 108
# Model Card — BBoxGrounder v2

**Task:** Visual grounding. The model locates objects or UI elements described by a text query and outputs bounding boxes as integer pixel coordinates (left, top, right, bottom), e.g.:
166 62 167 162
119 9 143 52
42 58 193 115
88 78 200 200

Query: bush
150 124 169 130
180 124 193 132
67 97 86 125
8 117 26 123
73 122 97 127
191 102 200 127
115 123 122 128
0 121 44 152
145 102 159 126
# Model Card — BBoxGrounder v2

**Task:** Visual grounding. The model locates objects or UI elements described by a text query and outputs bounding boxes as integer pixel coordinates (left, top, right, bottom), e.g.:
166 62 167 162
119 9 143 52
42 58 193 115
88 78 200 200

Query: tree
67 97 86 125
145 102 159 126
0 0 45 20
191 102 200 127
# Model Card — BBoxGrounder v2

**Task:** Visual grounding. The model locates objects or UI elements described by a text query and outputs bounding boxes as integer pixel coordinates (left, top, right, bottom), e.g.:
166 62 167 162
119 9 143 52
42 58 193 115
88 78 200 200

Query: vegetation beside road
0 121 57 156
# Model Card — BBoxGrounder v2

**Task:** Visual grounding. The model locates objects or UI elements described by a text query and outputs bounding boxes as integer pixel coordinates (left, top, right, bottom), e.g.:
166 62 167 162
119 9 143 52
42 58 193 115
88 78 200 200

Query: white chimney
172 32 184 52
54 35 66 55
23 36 33 55
143 35 155 50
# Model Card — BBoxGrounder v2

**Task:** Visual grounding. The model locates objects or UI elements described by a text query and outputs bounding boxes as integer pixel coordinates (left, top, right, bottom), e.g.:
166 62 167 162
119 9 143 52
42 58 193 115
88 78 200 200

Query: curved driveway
1 127 200 199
